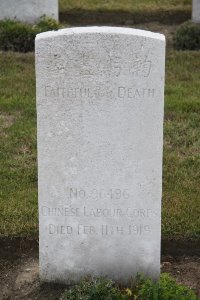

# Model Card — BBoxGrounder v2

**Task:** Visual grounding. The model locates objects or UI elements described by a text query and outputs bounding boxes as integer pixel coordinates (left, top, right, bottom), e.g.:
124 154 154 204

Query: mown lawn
0 50 199 239
163 51 200 239
59 0 191 13
0 53 37 236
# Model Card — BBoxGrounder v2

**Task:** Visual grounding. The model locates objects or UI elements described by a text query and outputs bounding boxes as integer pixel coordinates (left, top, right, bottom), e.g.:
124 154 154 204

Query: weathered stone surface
0 0 58 23
192 0 200 23
35 27 165 284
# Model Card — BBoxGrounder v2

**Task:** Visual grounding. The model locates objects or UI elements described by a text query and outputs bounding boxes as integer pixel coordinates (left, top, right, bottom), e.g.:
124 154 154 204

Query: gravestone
192 0 200 23
35 27 165 284
0 0 58 23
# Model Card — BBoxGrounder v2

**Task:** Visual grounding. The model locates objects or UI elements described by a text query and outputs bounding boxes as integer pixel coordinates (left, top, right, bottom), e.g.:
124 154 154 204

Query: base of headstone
0 0 58 23
192 0 200 23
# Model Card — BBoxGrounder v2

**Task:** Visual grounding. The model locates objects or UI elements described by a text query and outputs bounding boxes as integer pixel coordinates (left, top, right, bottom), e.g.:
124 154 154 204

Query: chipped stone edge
35 26 165 42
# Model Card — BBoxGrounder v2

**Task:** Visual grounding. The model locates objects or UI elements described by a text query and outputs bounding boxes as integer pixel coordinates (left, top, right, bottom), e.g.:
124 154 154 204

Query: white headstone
36 27 165 284
192 0 200 23
0 0 58 23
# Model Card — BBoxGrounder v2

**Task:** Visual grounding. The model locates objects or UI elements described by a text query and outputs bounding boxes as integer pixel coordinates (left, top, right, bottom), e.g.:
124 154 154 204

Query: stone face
0 0 58 23
192 0 200 23
35 27 165 284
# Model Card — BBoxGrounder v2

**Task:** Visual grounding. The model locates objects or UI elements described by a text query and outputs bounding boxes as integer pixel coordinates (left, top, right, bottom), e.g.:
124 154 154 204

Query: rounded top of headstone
36 26 165 42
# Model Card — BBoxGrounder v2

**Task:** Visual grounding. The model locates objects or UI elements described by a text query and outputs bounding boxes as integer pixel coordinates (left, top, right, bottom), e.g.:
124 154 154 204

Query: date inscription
48 223 151 236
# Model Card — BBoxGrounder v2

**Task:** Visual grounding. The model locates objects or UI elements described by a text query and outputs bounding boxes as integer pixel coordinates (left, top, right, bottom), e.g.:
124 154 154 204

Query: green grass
0 50 200 239
0 52 37 236
163 51 200 239
59 0 191 13
61 275 199 300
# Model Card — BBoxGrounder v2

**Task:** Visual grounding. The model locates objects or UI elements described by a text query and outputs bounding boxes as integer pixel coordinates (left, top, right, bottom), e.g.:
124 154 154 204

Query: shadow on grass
60 8 191 26
0 236 200 257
